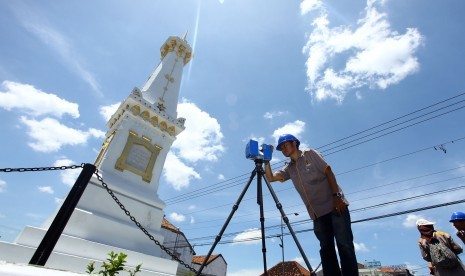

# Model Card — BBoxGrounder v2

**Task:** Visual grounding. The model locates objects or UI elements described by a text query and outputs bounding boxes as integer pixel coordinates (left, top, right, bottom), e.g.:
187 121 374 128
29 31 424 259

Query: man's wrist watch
333 192 343 198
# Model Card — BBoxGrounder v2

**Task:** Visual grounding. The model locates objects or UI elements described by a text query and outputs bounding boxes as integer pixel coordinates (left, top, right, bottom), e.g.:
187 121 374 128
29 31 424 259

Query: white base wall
0 226 178 276
40 175 166 257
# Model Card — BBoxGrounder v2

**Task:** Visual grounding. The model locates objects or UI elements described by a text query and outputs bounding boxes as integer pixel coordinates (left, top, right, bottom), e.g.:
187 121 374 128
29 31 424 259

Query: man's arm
325 166 340 194
449 233 464 255
457 230 465 245
264 161 283 182
325 165 347 215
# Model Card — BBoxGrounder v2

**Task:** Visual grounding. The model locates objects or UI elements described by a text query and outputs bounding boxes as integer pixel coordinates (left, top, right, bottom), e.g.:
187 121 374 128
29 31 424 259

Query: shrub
86 251 142 276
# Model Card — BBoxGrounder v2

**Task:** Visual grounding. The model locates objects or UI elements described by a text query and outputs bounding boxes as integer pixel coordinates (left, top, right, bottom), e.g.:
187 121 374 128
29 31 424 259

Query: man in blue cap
264 134 358 276
450 212 465 245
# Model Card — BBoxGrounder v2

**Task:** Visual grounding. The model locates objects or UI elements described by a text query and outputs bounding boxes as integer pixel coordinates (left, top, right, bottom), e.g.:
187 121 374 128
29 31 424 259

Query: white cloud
263 111 288 120
232 228 261 245
16 12 103 96
88 128 106 138
218 174 225 180
228 268 264 276
292 256 304 264
26 213 44 220
457 162 465 175
405 262 421 272
190 216 195 224
169 212 186 223
300 0 322 15
54 158 82 186
20 116 105 152
271 120 306 143
159 100 224 190
54 197 64 205
99 103 121 122
354 242 369 252
403 214 424 228
0 81 79 118
38 186 54 194
163 152 201 190
0 179 6 193
246 135 266 146
173 100 225 163
302 0 423 103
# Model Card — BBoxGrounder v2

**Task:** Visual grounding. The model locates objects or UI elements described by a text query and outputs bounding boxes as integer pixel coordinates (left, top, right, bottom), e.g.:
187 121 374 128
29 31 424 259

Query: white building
192 254 227 276
0 35 193 276
160 218 196 276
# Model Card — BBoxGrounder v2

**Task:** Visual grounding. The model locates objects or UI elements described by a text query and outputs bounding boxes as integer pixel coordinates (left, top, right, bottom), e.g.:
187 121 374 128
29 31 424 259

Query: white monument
0 35 193 276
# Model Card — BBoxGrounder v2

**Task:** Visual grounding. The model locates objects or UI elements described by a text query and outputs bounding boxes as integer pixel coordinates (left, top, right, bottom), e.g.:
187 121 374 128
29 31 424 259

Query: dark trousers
313 209 359 276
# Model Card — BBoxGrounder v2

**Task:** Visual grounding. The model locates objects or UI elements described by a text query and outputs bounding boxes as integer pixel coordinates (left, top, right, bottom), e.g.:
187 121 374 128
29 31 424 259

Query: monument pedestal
0 176 178 275
0 226 177 276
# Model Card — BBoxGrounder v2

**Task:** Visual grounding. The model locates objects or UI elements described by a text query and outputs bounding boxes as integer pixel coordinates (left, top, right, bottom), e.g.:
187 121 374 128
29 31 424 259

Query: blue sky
1 0 465 275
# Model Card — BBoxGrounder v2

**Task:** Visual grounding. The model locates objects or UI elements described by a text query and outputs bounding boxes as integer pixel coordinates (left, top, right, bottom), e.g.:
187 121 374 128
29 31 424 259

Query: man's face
280 141 296 157
453 220 465 230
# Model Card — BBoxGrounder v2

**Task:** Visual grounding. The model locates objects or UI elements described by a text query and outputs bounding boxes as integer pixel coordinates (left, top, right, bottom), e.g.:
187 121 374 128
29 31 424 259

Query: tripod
196 159 316 276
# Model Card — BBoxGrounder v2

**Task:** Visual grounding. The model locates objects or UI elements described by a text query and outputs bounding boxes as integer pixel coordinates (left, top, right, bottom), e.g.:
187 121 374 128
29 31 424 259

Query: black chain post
29 163 95 266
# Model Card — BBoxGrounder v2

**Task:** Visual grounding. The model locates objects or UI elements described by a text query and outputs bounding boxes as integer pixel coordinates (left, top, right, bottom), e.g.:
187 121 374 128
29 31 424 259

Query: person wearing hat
416 218 465 276
264 134 358 276
450 212 465 245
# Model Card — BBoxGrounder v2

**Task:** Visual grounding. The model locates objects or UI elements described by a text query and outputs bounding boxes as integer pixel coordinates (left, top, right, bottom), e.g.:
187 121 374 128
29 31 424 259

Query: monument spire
141 36 192 119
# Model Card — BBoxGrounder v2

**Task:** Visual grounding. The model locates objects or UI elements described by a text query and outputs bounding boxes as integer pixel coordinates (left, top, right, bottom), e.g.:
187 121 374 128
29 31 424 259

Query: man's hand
333 196 347 216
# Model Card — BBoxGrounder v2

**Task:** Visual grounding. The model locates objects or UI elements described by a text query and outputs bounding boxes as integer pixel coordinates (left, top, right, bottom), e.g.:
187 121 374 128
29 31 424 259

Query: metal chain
0 164 84 173
1 164 203 274
93 169 202 275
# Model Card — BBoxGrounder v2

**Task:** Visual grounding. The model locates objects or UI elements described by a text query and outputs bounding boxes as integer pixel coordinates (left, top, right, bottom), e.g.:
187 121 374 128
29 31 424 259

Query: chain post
29 163 95 266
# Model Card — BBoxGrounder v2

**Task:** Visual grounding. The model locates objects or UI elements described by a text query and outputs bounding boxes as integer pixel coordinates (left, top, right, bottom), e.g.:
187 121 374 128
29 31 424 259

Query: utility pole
280 213 299 276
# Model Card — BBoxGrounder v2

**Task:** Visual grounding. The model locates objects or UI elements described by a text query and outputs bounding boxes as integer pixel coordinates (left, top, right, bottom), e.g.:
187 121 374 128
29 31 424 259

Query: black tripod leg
260 170 317 276
196 168 258 276
257 172 268 275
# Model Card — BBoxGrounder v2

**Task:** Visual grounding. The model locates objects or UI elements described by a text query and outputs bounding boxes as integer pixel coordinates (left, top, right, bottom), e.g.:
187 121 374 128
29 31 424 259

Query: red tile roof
161 218 196 254
192 254 226 265
260 261 310 276
161 218 181 234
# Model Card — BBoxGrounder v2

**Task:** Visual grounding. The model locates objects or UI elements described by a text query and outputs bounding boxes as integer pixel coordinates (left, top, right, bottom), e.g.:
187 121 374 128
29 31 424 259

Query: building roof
192 254 227 266
161 218 181 234
161 218 196 254
379 267 410 273
260 261 310 276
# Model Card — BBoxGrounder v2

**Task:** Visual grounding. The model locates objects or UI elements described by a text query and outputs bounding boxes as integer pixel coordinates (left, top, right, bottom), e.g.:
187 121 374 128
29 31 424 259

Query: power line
337 137 465 176
180 173 461 233
169 163 465 232
165 184 465 246
316 92 465 151
163 92 465 204
188 198 465 247
164 136 465 212
322 102 465 156
165 135 460 205
318 96 465 155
